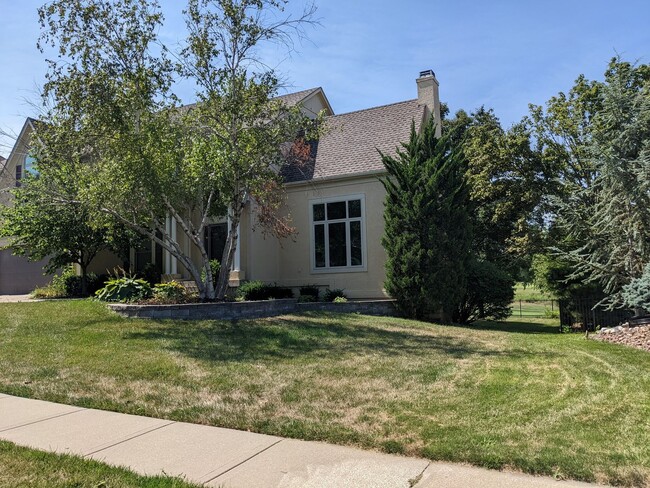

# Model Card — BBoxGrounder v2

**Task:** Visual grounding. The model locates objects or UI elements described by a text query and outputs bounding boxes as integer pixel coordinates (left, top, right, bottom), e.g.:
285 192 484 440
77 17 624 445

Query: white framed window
309 194 367 273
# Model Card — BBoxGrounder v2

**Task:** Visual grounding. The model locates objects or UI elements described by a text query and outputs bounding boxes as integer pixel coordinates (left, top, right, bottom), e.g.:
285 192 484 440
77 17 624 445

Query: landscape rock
595 324 650 352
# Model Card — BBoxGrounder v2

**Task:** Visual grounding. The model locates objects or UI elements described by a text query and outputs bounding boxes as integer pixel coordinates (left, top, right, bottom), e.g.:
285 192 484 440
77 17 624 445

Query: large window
311 195 366 272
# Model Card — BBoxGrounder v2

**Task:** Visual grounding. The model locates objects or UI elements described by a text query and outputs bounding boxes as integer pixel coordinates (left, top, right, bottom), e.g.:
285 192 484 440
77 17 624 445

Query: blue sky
1 0 648 157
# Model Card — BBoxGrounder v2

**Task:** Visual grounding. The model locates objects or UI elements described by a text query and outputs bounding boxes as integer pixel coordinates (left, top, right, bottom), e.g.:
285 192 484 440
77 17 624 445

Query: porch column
171 217 178 274
164 216 178 275
233 222 241 272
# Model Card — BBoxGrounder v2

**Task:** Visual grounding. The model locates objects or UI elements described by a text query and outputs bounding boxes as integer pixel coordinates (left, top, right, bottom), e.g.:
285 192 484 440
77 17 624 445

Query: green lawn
514 283 557 301
0 440 198 487
510 300 559 319
0 301 648 487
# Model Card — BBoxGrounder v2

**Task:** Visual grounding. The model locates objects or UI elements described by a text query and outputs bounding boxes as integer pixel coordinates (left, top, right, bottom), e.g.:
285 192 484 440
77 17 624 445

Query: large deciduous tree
35 0 318 300
179 0 320 299
531 58 650 305
443 107 551 277
381 117 471 322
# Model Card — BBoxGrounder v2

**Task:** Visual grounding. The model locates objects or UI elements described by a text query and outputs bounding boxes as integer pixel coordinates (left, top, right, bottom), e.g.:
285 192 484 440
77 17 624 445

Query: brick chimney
416 69 441 137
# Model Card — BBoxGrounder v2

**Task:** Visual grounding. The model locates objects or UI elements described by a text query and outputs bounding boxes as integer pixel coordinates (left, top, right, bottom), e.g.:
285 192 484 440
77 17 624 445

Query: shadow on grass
463 320 560 335
123 313 556 364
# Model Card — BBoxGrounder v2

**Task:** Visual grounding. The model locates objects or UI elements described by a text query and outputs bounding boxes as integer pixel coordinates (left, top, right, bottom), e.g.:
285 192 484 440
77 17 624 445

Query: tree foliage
381 117 471 322
0 163 107 296
443 107 550 277
531 58 650 305
34 0 319 300
453 258 515 324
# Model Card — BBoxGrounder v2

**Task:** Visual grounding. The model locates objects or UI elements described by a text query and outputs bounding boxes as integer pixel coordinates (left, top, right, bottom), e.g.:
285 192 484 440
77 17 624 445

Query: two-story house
1 70 441 298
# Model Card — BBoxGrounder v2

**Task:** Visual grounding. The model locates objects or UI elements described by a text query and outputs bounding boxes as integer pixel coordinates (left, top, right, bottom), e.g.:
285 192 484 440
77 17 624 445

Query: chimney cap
419 69 435 78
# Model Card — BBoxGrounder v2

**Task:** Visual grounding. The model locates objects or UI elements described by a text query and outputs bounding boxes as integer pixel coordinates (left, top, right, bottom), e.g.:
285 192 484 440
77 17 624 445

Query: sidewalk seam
0 408 86 433
410 461 431 487
83 420 177 457
201 439 285 485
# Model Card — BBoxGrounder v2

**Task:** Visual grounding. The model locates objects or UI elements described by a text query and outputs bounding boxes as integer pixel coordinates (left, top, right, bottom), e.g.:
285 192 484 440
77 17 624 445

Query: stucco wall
87 249 124 275
0 121 32 207
247 176 386 298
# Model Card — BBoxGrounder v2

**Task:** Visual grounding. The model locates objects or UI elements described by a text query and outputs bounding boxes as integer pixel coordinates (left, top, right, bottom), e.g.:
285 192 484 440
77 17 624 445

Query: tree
453 258 515 324
0 169 107 296
443 107 550 275
531 58 650 305
381 117 471 322
36 0 319 300
178 0 320 299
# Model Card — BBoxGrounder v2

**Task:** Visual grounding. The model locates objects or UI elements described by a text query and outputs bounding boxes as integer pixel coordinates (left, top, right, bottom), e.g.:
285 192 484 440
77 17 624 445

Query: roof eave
285 168 388 187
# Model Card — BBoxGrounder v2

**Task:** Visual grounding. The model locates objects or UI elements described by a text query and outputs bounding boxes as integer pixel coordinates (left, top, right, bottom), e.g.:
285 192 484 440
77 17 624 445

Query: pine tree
380 117 471 322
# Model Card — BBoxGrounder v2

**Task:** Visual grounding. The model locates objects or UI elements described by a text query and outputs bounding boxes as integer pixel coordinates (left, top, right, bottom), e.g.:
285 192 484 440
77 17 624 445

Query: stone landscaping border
108 298 399 320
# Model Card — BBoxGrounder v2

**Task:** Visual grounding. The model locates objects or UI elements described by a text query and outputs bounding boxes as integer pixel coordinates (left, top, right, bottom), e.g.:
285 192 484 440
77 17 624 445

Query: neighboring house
2 70 441 298
0 119 53 294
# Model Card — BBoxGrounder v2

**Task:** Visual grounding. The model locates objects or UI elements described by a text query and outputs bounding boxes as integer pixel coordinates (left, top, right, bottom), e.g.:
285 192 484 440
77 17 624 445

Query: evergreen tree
544 59 650 305
380 117 471 322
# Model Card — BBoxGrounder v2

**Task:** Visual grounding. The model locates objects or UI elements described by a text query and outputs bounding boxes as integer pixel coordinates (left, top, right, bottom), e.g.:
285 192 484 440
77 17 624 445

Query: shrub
324 288 347 302
42 266 107 298
333 296 348 303
138 262 162 286
299 285 319 300
95 276 152 302
298 294 316 303
200 260 221 286
151 281 188 304
31 284 67 299
268 286 294 299
453 259 515 324
238 281 294 301
622 263 650 314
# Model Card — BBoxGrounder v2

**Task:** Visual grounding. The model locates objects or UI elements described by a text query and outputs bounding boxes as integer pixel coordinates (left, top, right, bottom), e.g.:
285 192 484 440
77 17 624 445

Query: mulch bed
594 324 650 352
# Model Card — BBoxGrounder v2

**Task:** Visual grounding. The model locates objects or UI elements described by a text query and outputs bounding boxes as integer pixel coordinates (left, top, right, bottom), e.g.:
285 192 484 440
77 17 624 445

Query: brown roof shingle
281 99 425 183
274 87 321 108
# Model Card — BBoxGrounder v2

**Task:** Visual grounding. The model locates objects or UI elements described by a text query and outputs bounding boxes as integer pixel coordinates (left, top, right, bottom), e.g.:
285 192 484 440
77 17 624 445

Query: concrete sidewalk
0 394 602 487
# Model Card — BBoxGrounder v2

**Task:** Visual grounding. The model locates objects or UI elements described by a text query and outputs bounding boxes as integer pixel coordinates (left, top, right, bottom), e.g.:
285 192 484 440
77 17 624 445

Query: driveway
0 294 39 303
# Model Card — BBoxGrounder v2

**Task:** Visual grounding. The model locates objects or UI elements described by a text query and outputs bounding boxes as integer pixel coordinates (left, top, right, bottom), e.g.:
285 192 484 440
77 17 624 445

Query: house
0 118 53 294
1 70 441 298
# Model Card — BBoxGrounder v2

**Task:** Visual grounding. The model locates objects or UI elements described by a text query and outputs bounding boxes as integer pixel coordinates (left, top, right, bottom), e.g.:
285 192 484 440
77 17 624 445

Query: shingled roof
274 87 321 108
281 99 426 183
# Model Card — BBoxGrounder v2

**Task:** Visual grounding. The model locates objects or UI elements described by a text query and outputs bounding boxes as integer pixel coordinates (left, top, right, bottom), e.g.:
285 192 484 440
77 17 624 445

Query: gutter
284 168 388 188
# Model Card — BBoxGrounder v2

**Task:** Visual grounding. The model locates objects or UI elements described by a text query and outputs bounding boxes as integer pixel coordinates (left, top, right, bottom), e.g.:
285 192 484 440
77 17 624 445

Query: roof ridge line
327 98 418 118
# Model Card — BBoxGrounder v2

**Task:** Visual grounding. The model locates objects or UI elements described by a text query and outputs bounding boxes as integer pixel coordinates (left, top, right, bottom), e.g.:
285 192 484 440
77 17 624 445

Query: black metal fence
558 298 634 332
510 300 559 318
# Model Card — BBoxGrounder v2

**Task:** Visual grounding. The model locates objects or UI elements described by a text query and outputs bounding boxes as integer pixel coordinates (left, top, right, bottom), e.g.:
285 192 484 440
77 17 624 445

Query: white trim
164 217 171 273
308 193 367 274
285 168 388 187
233 222 241 272
170 217 178 274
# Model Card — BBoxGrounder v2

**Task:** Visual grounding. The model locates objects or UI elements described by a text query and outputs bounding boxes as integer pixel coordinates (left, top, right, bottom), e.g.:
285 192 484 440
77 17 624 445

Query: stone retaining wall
108 299 400 320
296 300 399 317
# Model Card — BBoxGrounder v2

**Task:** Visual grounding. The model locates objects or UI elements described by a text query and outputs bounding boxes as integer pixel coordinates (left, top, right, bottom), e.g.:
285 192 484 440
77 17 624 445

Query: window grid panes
312 197 363 269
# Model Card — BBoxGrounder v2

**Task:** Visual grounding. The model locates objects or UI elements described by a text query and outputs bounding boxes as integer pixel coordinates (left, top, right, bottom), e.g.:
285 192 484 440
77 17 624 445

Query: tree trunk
80 264 88 297
215 210 241 301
